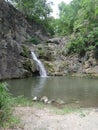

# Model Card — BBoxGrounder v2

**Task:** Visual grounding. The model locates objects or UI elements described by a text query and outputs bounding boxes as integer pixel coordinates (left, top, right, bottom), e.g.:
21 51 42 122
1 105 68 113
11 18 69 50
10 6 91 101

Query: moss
21 45 29 58
44 62 54 73
38 49 46 58
28 36 39 45
23 59 32 71
59 62 69 72
23 59 36 72
37 45 46 58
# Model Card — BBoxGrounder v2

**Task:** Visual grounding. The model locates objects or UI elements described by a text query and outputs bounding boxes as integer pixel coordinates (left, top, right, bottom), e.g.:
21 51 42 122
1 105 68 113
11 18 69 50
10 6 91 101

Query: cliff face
1 0 98 80
36 39 98 77
0 0 48 80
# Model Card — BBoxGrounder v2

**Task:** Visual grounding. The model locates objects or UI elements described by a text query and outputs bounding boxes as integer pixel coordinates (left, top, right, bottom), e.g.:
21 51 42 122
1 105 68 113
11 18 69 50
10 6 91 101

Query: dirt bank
3 105 98 130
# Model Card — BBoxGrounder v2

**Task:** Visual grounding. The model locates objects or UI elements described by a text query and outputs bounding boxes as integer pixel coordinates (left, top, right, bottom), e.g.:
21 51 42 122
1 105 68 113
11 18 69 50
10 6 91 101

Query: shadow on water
6 76 98 108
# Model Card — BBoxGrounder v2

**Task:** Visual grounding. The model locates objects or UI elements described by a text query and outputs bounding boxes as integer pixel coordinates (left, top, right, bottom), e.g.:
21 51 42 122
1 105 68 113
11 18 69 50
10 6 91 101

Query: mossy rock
37 45 46 58
23 59 36 72
38 49 46 58
59 62 69 72
44 61 55 75
28 36 39 45
21 45 30 58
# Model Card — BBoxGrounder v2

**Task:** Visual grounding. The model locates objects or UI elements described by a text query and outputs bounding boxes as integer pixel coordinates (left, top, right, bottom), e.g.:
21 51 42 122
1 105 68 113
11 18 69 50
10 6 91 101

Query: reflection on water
6 76 98 108
31 77 47 97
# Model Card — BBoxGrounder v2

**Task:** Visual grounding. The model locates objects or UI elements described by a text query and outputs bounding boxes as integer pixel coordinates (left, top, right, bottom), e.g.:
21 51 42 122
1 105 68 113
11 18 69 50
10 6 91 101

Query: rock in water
40 96 48 103
32 96 38 101
55 99 65 105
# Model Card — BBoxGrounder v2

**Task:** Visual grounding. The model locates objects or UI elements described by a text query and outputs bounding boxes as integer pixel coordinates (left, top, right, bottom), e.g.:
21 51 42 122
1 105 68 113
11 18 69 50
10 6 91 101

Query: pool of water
6 76 98 108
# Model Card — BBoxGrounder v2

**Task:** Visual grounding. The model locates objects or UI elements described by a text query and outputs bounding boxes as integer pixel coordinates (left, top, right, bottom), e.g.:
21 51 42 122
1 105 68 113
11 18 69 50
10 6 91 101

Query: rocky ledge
34 38 98 77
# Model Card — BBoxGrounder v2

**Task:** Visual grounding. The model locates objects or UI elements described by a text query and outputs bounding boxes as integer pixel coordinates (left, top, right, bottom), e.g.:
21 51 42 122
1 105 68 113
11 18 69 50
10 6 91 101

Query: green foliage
23 59 32 71
53 0 81 36
10 0 54 35
0 83 12 126
67 27 98 55
29 36 39 45
13 0 52 20
67 33 86 54
12 95 33 106
9 0 98 53
21 45 29 57
37 45 46 58
0 83 33 127
53 0 98 54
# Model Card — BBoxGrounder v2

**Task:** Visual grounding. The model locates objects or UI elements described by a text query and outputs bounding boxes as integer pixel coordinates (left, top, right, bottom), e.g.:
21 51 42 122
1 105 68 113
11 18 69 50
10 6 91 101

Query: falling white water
31 51 47 77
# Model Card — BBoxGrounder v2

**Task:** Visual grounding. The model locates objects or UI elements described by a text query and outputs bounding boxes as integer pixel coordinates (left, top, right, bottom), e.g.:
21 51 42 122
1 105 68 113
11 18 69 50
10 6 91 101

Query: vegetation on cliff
53 0 98 55
10 0 54 35
9 0 98 55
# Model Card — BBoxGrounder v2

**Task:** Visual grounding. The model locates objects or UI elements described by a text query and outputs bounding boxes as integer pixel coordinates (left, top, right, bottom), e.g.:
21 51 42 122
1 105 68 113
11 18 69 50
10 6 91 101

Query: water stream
31 51 47 77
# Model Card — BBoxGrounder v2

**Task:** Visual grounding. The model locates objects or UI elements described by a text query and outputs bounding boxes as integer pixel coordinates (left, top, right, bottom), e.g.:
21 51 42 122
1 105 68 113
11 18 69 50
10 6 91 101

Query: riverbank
0 100 98 130
1 102 98 130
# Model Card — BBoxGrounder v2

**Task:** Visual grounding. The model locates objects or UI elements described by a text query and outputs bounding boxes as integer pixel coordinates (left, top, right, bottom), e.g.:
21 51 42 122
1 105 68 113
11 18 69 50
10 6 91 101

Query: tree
53 0 81 36
10 0 52 20
67 0 98 54
9 0 53 35
52 0 98 54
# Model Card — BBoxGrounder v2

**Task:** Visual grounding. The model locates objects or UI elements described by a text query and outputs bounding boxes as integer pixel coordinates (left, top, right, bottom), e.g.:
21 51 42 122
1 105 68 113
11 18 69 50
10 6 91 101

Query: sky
49 0 72 18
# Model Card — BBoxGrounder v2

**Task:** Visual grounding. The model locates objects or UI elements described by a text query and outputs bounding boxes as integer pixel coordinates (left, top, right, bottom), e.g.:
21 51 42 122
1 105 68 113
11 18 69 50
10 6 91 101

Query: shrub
67 33 86 55
67 27 98 55
21 45 30 57
0 83 11 126
29 36 39 45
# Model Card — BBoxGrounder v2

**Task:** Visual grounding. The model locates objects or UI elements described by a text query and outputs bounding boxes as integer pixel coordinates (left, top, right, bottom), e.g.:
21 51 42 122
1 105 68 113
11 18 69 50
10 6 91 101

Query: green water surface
7 76 98 108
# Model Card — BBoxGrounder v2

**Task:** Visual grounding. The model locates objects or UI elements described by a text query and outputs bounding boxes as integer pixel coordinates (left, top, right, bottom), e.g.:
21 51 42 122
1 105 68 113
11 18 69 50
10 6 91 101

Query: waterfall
31 51 47 77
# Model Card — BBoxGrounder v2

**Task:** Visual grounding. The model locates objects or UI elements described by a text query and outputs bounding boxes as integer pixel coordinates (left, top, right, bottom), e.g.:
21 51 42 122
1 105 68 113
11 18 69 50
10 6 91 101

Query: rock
46 99 56 104
40 96 48 103
47 101 52 104
84 61 90 69
47 37 67 45
88 58 97 66
23 59 36 73
47 37 62 44
55 99 65 105
32 96 38 101
86 66 98 74
44 61 55 75
54 72 63 76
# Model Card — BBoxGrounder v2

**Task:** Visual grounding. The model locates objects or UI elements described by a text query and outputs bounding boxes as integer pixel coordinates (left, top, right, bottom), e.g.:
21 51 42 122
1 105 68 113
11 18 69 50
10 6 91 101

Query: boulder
47 37 62 44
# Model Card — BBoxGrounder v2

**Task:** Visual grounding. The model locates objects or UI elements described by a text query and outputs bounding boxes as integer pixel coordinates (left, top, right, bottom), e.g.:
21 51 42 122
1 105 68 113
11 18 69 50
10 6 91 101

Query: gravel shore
5 106 98 130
